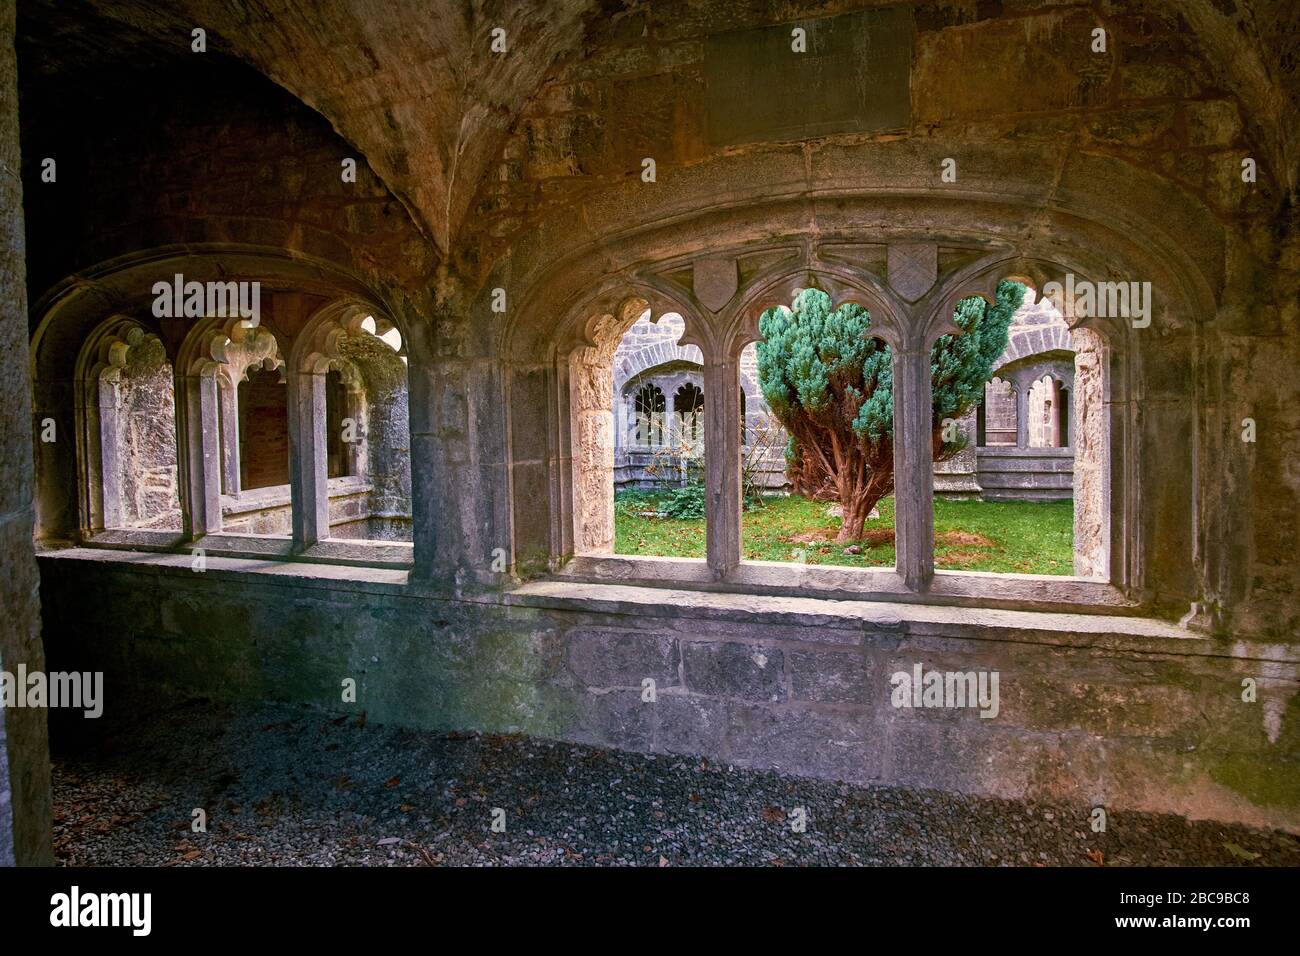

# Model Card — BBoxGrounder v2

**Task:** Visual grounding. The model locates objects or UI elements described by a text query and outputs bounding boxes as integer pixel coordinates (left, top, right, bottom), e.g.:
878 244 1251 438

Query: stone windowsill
221 477 373 516
558 553 1133 615
975 446 1073 457
74 528 413 569
54 539 1123 615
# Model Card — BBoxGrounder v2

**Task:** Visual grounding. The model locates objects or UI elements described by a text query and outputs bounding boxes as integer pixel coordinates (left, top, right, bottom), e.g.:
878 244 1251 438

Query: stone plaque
705 8 914 148
888 243 937 302
693 258 738 312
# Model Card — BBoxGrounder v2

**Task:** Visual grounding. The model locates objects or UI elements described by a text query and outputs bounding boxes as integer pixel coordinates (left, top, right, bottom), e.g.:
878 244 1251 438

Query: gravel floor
52 700 1300 867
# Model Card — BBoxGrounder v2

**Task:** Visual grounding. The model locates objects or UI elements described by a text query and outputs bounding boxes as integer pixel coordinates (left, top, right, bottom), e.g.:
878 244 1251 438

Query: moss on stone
1208 691 1300 809
1208 753 1300 809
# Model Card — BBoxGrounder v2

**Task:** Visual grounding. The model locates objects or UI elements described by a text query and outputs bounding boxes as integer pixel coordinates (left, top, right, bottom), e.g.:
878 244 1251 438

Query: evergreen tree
757 280 1024 542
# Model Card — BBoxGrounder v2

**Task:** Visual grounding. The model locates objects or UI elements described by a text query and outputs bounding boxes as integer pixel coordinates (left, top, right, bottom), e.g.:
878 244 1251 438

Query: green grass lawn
614 491 1075 575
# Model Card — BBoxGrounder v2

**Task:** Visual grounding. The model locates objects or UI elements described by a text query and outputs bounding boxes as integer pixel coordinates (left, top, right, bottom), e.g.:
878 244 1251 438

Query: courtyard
615 493 1075 575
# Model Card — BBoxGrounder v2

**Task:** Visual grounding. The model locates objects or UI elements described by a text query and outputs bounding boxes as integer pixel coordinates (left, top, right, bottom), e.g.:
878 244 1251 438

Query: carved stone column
704 357 742 577
1014 375 1031 449
218 379 240 495
411 341 514 592
178 367 223 537
95 378 122 529
1071 328 1109 579
892 348 935 590
289 368 329 546
568 349 615 555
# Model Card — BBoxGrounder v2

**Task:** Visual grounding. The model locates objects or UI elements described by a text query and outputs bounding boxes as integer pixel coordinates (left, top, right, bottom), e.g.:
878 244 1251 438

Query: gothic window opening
237 364 290 492
298 310 413 544
1057 386 1070 448
749 289 897 567
633 383 666 447
674 382 704 450
76 319 183 533
572 301 707 559
935 284 1104 579
979 378 1017 447
324 368 357 479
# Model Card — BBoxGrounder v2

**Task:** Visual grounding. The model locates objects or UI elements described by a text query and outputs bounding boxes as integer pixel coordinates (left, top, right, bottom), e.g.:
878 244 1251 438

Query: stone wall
115 336 182 529
19 60 435 305
976 448 1073 501
37 550 1300 833
0 700 10 866
19 0 1292 630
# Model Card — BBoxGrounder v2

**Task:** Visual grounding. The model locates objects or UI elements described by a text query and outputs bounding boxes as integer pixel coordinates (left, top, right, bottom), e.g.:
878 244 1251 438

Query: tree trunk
834 486 888 542
788 428 895 542
834 444 893 542
835 497 871 543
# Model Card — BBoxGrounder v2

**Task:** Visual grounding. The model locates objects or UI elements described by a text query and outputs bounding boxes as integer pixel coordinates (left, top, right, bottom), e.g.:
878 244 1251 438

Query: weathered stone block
705 8 913 146
652 691 729 757
726 702 880 784
1088 106 1176 147
571 688 654 751
996 673 1206 741
787 648 872 704
883 719 1101 802
1186 99 1243 148
1119 63 1194 100
914 11 1110 122
566 628 679 689
681 641 785 702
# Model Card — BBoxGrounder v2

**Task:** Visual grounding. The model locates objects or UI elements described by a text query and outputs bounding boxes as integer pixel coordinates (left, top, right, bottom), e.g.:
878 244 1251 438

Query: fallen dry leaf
1223 841 1261 861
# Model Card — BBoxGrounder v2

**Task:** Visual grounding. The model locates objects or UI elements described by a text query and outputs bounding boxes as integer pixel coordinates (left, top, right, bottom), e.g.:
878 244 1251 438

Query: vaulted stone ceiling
17 0 1300 264
19 0 609 254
